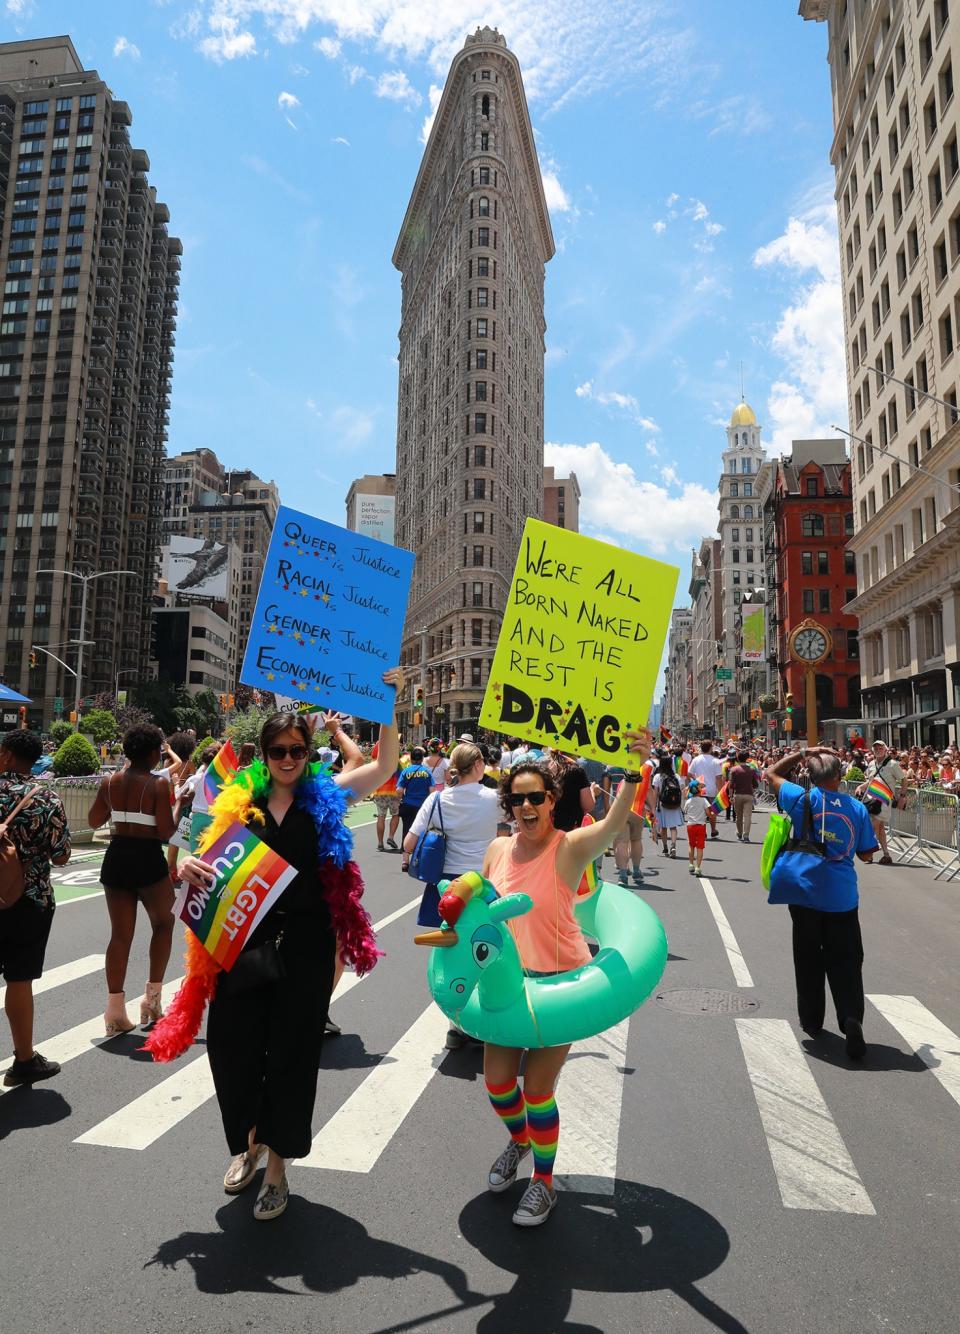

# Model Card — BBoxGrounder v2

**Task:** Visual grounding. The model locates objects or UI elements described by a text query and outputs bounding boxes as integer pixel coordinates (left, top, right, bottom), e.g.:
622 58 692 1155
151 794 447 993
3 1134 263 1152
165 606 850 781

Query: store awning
889 710 940 726
927 707 960 722
0 684 31 704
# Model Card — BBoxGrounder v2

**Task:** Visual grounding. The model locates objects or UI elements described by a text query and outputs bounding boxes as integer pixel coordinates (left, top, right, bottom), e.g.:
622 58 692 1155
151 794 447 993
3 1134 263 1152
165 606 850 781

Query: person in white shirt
425 740 449 791
683 781 710 876
687 741 725 840
404 742 501 1051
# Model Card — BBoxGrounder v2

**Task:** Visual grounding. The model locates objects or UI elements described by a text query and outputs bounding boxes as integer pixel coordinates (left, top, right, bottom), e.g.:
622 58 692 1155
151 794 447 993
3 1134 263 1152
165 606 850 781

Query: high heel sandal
104 992 135 1037
140 981 163 1027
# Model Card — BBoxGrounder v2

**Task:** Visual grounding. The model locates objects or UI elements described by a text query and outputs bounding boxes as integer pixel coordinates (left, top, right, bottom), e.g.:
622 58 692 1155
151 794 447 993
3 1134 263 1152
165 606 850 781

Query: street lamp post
37 568 138 718
114 667 138 704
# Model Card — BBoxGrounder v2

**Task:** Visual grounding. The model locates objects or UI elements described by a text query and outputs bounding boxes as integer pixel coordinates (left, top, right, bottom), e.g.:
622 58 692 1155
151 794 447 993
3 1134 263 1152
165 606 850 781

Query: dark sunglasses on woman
266 744 309 761
507 790 547 808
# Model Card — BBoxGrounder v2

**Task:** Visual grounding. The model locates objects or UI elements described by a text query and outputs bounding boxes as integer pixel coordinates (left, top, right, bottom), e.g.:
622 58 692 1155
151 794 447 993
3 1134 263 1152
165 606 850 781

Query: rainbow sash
176 822 298 970
202 739 239 806
865 777 894 804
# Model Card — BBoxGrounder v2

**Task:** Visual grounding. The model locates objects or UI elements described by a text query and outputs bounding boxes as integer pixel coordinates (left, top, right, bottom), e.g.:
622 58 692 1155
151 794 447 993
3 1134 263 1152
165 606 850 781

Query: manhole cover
655 987 759 1015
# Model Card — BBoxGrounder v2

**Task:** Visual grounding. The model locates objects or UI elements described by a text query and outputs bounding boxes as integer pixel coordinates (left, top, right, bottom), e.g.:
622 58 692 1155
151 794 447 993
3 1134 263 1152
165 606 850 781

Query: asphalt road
3 807 959 1334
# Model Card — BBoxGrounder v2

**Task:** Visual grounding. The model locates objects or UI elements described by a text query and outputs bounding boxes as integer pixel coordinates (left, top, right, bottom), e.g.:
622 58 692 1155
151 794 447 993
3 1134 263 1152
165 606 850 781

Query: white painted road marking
699 877 755 988
70 896 423 1148
0 953 103 1008
555 1018 629 1195
868 994 960 1110
299 1003 450 1173
735 1016 875 1214
0 976 184 1097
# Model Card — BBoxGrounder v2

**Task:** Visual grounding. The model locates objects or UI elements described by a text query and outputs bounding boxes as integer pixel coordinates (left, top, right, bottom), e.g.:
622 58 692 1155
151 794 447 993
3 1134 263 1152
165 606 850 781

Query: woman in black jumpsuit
179 675 403 1220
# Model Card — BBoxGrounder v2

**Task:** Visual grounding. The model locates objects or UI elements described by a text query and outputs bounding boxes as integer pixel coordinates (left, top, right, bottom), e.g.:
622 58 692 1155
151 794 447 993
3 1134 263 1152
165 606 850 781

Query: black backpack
659 773 682 809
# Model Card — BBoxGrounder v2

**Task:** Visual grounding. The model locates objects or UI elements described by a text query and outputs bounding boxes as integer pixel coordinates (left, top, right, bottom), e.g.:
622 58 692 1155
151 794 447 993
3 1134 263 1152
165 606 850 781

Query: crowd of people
0 703 947 1229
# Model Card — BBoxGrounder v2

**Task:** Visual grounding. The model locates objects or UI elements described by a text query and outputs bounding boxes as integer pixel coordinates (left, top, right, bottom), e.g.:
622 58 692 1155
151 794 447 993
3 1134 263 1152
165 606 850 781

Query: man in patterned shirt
0 729 71 1087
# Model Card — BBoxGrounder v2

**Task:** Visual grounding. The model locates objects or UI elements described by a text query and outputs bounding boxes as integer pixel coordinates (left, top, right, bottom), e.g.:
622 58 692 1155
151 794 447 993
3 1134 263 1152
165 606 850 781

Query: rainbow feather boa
145 761 382 1063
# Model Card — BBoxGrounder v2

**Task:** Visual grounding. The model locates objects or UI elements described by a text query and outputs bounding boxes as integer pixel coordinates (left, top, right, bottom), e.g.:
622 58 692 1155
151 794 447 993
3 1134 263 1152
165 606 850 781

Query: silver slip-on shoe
253 1174 289 1221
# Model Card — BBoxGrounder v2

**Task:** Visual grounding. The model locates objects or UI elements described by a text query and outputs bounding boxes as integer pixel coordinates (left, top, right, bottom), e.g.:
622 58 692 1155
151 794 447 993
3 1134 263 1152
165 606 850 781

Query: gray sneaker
512 1178 558 1226
488 1140 531 1193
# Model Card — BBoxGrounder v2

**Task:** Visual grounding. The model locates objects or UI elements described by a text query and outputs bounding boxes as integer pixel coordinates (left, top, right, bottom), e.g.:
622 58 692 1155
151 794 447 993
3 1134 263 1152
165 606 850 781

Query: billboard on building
355 494 396 545
741 605 765 663
164 536 230 599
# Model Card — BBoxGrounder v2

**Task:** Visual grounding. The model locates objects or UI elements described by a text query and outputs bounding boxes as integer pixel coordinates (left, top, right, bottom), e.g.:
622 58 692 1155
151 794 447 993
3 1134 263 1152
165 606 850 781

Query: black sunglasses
266 744 309 761
507 790 548 809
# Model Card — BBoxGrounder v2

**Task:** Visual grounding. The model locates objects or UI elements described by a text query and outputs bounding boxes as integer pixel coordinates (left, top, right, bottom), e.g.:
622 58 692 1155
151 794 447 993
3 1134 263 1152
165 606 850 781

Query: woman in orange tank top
479 730 652 1227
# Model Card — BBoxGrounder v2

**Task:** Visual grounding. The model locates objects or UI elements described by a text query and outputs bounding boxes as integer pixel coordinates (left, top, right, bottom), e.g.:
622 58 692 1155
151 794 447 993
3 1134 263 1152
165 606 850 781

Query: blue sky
4 1 845 583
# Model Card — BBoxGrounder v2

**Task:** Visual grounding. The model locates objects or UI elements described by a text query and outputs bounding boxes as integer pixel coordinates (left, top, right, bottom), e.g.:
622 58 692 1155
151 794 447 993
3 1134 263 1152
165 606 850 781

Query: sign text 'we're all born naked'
480 519 678 764
240 506 415 726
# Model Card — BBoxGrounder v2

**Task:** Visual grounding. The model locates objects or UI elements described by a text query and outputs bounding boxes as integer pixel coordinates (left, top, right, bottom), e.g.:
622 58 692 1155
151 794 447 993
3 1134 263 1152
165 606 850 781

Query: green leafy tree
192 734 220 764
80 708 118 744
133 680 180 734
192 688 221 732
49 719 74 746
225 706 274 751
173 705 206 735
52 733 100 776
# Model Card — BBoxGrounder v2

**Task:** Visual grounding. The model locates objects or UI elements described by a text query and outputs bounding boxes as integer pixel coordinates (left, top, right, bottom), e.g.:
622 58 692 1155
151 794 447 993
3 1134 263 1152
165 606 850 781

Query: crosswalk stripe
299 1003 450 1173
555 1019 629 1195
735 1016 875 1214
0 976 184 1098
0 953 103 1008
868 994 960 1110
699 877 755 988
70 896 423 1149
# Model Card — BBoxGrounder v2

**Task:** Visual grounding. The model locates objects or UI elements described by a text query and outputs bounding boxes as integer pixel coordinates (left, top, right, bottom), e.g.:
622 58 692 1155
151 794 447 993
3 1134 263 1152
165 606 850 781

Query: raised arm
321 712 364 775
556 730 652 886
333 667 404 799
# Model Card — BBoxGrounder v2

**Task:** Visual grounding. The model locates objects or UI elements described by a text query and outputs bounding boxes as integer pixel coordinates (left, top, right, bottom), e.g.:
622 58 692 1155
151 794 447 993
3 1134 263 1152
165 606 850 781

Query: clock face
794 627 828 662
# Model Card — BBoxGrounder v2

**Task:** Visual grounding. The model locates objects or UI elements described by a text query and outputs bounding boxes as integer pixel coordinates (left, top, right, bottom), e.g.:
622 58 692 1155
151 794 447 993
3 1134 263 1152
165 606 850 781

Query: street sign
53 697 63 715
715 668 733 680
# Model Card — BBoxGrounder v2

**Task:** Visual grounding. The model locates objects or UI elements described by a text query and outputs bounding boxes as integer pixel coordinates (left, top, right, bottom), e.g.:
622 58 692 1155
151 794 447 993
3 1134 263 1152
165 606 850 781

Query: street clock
788 618 832 668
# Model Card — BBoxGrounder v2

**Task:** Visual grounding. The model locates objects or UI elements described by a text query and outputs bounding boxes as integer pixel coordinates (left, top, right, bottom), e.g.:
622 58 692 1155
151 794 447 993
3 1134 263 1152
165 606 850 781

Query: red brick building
766 440 860 738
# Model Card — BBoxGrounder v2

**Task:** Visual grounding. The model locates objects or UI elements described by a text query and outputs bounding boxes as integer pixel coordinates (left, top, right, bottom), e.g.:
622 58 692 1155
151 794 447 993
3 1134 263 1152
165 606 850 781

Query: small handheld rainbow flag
630 761 654 817
711 783 731 814
865 777 894 804
576 814 600 898
659 726 672 744
746 759 762 774
177 821 298 970
203 739 239 806
643 809 655 830
673 755 689 778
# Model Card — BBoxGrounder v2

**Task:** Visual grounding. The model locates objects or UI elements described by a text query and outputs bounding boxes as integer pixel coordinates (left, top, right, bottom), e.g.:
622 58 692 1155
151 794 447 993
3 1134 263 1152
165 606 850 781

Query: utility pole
37 568 138 718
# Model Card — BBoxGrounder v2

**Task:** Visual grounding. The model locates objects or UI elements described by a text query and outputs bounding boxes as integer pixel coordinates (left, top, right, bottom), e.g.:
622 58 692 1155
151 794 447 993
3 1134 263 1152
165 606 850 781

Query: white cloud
331 404 376 447
753 196 847 453
575 380 658 432
332 135 350 146
545 441 718 556
289 61 310 75
541 169 571 215
113 35 141 60
665 192 679 207
277 90 300 109
652 220 667 234
198 14 256 62
420 83 443 144
374 69 421 106
314 36 341 59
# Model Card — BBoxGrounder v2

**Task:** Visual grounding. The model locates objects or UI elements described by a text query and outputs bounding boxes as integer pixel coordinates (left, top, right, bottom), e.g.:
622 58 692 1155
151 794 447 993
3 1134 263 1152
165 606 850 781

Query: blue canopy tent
0 684 32 704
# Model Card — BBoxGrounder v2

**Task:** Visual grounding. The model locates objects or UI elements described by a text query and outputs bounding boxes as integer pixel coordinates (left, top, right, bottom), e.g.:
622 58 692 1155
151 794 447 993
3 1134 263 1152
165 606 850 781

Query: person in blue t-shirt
397 748 436 869
765 746 878 1060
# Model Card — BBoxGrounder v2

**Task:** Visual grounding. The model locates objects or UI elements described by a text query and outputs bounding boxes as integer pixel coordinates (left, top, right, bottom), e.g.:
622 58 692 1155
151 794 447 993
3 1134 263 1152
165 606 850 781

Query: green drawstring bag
761 807 794 891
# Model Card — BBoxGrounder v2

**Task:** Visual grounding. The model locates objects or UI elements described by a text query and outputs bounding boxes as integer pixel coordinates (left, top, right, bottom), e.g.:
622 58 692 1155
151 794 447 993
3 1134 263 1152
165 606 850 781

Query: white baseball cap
458 732 474 742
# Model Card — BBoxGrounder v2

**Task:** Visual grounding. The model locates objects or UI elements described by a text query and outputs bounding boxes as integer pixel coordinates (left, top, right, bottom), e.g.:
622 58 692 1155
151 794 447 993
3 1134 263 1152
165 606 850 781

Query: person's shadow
802 1031 928 1073
0 1088 71 1140
454 1176 749 1334
146 1195 486 1325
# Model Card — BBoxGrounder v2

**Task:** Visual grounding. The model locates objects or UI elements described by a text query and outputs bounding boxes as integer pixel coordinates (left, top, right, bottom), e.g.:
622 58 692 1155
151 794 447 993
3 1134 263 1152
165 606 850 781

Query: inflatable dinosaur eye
470 924 502 969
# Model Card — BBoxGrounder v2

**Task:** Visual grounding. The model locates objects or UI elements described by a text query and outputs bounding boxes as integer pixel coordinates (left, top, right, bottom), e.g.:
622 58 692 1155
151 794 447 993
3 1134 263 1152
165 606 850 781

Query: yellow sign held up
479 519 679 764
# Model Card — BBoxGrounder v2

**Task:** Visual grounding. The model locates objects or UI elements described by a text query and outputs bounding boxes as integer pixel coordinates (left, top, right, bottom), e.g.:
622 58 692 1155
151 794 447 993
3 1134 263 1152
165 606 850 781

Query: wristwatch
622 772 644 783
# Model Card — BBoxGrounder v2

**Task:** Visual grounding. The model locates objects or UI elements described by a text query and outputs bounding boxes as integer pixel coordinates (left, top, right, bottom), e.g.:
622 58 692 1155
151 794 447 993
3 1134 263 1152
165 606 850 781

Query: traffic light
18 706 27 726
227 694 234 709
29 650 38 669
414 684 424 711
219 693 228 710
785 692 794 715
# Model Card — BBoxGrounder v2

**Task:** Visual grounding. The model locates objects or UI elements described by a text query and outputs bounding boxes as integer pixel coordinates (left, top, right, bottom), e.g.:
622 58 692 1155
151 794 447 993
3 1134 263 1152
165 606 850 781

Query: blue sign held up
240 506 415 725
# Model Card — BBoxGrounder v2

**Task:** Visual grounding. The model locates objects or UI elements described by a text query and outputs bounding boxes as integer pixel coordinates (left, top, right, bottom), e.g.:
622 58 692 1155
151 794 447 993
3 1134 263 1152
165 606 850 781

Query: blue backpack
768 792 828 906
408 795 447 884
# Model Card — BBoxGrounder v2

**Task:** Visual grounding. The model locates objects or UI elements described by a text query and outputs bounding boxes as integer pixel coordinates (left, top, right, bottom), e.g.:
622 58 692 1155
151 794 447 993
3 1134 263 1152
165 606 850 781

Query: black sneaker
843 1018 866 1060
444 1027 467 1051
3 1051 61 1087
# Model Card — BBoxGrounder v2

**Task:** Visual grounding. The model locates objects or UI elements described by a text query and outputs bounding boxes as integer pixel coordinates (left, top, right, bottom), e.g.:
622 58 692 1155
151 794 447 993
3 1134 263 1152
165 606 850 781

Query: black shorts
101 836 169 894
0 896 54 983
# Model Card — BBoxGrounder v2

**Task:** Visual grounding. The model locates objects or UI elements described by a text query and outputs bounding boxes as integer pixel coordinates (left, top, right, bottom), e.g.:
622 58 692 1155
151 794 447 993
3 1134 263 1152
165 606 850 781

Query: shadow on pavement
0 1087 71 1139
321 1033 397 1072
802 1032 928 1073
146 1195 487 1326
456 1176 748 1334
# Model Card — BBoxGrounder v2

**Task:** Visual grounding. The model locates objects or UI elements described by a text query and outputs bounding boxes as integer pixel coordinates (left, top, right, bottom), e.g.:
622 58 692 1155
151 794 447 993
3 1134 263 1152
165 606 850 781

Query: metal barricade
917 788 960 881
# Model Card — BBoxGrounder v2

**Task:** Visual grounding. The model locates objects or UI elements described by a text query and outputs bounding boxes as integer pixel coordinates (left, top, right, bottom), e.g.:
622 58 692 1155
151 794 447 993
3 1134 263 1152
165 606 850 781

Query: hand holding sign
479 521 678 765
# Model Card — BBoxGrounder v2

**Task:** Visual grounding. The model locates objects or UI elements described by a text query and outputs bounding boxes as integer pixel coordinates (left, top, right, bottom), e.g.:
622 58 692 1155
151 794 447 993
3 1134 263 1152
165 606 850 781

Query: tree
49 719 74 746
52 733 100 776
225 706 275 750
89 691 119 714
133 680 181 734
192 735 219 764
117 702 153 732
80 708 118 744
192 688 221 733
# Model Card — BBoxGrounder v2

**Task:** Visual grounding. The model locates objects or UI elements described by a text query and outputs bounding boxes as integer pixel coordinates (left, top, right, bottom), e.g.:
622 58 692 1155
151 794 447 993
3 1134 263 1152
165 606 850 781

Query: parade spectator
765 747 877 1059
683 779 709 876
542 751 593 833
396 747 435 871
0 730 71 1087
689 741 724 839
371 741 402 853
424 739 449 791
855 739 907 866
728 749 760 843
652 752 684 858
89 725 176 1035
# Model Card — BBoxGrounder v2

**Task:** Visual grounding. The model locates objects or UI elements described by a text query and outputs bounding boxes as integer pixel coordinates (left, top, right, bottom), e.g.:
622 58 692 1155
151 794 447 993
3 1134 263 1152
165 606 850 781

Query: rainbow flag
630 761 654 817
673 755 689 778
865 777 894 804
203 739 239 806
711 783 731 814
659 726 672 744
176 821 298 970
576 814 600 898
746 759 762 773
643 810 655 830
